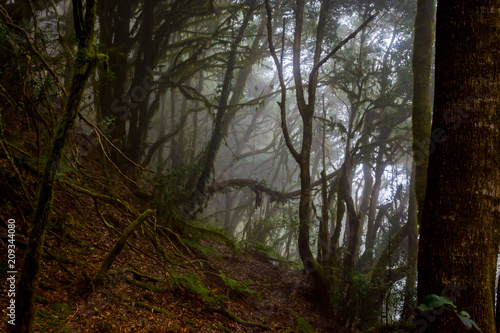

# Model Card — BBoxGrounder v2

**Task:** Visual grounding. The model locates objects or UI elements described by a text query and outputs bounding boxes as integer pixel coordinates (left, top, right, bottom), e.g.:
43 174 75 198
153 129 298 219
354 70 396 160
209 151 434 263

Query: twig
62 179 138 216
94 127 141 188
78 114 154 173
111 291 171 316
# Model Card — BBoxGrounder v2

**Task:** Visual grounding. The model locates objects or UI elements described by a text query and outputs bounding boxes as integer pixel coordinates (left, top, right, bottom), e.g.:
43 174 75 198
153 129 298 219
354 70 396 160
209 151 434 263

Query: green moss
33 303 72 333
290 310 317 333
181 237 221 260
219 272 261 301
170 269 227 304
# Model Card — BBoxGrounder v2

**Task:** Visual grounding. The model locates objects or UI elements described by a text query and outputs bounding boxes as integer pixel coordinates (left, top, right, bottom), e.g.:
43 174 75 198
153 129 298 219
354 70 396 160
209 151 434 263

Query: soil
0 109 345 332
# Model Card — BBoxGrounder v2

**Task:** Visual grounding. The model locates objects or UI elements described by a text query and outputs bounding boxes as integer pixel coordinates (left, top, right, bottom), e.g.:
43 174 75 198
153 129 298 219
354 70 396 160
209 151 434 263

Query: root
92 209 154 285
63 179 138 216
207 307 271 330
109 291 171 316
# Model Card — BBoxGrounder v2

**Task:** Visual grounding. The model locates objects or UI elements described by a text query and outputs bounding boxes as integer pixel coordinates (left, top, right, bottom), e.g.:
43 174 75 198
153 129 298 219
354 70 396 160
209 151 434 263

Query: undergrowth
169 269 227 304
290 309 317 333
219 272 261 301
181 237 223 261
33 303 72 333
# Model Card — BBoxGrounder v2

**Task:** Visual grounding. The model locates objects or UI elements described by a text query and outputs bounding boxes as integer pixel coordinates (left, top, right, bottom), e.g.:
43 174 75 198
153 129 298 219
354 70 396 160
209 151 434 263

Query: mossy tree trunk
417 1 500 331
403 0 435 316
93 209 154 286
9 1 102 332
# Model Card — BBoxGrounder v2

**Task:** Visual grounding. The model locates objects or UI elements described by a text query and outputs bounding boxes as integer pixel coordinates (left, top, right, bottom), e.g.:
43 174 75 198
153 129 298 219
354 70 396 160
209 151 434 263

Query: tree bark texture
417 1 500 332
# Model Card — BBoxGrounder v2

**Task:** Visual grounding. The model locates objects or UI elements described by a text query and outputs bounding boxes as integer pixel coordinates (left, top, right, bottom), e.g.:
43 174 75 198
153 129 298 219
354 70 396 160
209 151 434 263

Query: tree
7 1 103 332
403 0 435 317
265 0 376 294
417 1 500 332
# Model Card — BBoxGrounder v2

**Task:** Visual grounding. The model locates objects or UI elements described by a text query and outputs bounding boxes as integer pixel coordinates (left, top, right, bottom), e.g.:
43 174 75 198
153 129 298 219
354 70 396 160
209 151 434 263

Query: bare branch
264 0 300 161
310 13 378 80
208 168 341 201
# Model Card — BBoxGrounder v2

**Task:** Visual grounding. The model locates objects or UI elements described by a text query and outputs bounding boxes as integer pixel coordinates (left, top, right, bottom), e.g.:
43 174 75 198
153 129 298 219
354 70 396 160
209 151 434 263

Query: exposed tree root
62 179 138 216
207 307 271 330
125 264 164 283
124 277 168 294
92 209 154 285
109 291 171 316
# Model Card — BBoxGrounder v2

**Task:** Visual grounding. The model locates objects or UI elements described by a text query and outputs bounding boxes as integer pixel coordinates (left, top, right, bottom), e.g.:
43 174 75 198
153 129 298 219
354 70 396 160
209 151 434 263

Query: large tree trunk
417 1 500 332
97 0 134 157
8 1 100 332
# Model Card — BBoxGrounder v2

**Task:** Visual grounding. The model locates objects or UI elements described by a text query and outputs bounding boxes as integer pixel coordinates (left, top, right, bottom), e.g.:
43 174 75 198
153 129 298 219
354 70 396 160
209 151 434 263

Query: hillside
0 110 340 332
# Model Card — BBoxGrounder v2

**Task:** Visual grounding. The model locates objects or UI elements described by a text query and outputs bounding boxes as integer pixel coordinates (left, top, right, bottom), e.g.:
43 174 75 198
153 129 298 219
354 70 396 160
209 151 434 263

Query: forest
0 0 499 332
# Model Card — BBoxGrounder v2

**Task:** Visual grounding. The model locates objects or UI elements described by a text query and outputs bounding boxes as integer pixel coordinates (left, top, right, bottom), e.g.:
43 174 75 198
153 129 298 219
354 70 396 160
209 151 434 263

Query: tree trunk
97 0 133 158
9 1 100 332
185 0 259 205
404 0 435 316
417 1 500 332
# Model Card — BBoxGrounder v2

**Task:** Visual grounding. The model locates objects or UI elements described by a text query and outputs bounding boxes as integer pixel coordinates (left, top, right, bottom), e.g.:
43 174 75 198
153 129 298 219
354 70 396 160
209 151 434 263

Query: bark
9 1 100 332
318 170 329 263
359 157 386 269
411 0 434 222
126 0 210 167
342 169 361 271
405 0 435 316
417 1 500 332
363 223 409 324
208 170 341 201
93 209 154 285
402 166 418 317
326 172 342 268
126 0 156 165
97 0 134 155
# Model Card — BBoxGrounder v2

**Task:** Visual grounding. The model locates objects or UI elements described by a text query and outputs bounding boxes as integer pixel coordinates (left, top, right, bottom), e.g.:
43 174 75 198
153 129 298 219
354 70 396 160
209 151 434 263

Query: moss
33 303 71 333
170 269 227 304
219 272 261 301
290 310 317 333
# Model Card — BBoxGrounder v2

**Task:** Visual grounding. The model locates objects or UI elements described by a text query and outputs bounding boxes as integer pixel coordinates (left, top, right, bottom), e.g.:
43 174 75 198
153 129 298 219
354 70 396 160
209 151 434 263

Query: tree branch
264 0 300 161
310 13 378 80
208 168 341 201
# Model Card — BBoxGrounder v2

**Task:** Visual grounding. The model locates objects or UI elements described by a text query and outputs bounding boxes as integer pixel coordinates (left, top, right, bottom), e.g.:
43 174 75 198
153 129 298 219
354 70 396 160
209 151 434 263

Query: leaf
459 310 471 319
420 294 453 309
457 312 483 332
417 304 430 312
459 315 473 329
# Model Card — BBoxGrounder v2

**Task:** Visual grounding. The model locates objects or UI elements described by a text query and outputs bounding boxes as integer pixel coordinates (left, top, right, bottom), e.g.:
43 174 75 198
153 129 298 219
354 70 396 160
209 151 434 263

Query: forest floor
0 112 342 332
0 204 338 332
